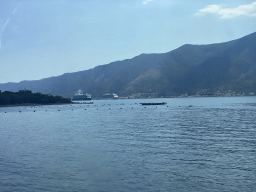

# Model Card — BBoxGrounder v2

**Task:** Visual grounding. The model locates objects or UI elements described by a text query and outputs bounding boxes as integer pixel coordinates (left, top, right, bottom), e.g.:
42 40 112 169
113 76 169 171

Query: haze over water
1 97 256 191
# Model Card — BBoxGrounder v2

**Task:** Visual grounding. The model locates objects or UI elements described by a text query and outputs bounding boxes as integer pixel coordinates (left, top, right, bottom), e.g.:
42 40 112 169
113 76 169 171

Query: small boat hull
140 102 167 105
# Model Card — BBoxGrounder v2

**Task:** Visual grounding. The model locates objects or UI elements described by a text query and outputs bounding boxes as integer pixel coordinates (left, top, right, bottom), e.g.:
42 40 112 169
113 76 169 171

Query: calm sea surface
0 97 256 192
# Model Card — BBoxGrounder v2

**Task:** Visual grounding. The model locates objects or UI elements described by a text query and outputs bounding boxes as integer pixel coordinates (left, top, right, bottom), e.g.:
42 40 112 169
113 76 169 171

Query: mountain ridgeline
1 32 256 98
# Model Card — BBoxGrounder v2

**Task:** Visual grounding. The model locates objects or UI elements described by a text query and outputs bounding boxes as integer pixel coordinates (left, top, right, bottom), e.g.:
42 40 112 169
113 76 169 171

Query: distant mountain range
1 32 256 98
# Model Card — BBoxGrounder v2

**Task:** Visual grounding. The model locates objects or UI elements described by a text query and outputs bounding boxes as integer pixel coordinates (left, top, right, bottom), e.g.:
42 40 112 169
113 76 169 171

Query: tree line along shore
0 90 72 106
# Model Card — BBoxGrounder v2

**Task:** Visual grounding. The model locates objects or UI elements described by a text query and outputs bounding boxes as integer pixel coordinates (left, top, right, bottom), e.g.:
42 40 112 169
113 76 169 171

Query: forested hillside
0 32 256 98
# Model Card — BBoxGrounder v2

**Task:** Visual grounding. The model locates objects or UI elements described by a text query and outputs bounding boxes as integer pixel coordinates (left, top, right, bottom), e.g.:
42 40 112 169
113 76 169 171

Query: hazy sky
0 0 256 83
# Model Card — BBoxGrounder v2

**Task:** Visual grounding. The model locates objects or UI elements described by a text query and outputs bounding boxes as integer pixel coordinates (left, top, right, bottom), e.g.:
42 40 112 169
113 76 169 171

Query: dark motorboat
140 102 167 105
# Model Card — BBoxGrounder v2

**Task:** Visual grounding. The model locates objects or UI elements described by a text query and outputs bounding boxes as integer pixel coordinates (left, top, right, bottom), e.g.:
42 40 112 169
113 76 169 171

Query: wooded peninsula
0 90 72 106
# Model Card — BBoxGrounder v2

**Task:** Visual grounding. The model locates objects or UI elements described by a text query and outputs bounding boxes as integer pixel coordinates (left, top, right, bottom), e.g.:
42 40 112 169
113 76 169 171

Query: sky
0 0 256 83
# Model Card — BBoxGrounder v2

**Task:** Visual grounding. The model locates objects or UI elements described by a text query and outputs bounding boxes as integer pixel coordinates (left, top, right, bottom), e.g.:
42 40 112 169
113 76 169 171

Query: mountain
173 32 256 96
0 32 256 98
0 53 166 98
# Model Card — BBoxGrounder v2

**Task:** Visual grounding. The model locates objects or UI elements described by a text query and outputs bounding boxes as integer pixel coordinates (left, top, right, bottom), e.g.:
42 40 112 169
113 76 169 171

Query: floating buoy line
1 102 201 114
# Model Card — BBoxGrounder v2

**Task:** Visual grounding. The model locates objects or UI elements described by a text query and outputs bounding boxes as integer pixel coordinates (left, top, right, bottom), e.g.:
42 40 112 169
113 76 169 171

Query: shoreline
0 101 95 108
0 102 76 108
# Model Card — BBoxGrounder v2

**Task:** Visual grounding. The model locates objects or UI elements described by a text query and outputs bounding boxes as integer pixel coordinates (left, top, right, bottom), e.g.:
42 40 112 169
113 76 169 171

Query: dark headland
0 90 72 107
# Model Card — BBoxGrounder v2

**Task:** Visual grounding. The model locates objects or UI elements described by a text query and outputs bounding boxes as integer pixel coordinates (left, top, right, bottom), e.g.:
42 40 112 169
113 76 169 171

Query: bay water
1 97 256 191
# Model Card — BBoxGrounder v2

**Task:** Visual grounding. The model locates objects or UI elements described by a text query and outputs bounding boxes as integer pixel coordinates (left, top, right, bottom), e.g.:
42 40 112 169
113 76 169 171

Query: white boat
102 93 118 99
72 93 92 101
